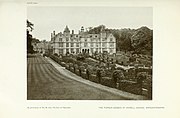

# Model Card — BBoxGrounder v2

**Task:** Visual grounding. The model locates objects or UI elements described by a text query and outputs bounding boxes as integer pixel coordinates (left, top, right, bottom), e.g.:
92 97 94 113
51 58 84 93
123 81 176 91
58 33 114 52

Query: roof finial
64 25 70 33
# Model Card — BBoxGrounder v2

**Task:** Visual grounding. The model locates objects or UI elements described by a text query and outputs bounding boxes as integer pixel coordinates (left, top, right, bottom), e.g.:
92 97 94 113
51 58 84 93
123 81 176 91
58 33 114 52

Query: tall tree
131 26 153 55
27 20 34 53
27 20 34 32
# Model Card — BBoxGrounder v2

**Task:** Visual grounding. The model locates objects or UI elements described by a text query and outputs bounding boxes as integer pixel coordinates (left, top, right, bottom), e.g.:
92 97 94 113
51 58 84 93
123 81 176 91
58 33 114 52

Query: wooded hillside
88 25 153 55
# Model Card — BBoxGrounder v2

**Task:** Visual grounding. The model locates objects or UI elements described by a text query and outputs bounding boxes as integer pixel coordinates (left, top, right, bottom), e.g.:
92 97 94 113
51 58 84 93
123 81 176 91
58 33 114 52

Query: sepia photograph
27 6 153 100
1 0 180 118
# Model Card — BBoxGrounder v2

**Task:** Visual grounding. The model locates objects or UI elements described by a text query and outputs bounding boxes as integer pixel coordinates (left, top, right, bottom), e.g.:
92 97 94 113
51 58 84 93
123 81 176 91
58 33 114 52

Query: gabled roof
64 25 70 33
106 33 114 38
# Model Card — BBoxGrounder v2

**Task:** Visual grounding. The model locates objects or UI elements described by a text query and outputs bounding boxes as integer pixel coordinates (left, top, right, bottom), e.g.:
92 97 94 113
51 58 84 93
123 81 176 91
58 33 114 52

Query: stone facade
51 26 116 55
32 41 49 54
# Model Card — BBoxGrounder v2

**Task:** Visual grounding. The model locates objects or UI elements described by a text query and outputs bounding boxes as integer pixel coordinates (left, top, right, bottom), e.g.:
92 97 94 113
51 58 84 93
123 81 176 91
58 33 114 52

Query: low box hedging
119 80 142 95
101 77 114 88
89 74 99 83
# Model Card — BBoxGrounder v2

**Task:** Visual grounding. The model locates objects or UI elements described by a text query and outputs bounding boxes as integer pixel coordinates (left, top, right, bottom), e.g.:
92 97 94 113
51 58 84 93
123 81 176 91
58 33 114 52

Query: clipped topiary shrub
75 69 80 75
54 53 58 57
81 71 87 79
60 62 66 67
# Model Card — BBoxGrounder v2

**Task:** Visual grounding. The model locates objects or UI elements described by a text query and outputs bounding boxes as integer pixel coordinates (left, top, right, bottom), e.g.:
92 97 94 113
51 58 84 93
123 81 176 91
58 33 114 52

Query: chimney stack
51 33 52 38
72 30 74 34
53 31 55 35
81 26 84 32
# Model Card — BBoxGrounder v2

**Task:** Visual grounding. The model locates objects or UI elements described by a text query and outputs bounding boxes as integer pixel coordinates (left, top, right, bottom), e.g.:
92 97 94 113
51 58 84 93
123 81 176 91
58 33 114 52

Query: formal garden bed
90 52 152 69
50 53 152 99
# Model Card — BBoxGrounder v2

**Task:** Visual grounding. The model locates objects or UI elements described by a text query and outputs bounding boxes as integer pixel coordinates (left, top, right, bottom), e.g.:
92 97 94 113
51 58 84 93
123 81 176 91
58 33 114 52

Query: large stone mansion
50 26 116 55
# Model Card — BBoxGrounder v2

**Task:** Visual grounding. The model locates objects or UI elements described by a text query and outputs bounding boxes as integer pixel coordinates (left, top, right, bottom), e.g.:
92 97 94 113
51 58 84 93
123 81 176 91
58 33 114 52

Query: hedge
89 74 99 83
118 80 142 95
101 77 114 88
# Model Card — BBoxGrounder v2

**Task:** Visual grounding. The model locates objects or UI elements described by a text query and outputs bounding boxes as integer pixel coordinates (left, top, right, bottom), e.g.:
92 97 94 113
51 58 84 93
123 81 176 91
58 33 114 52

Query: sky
27 7 153 41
